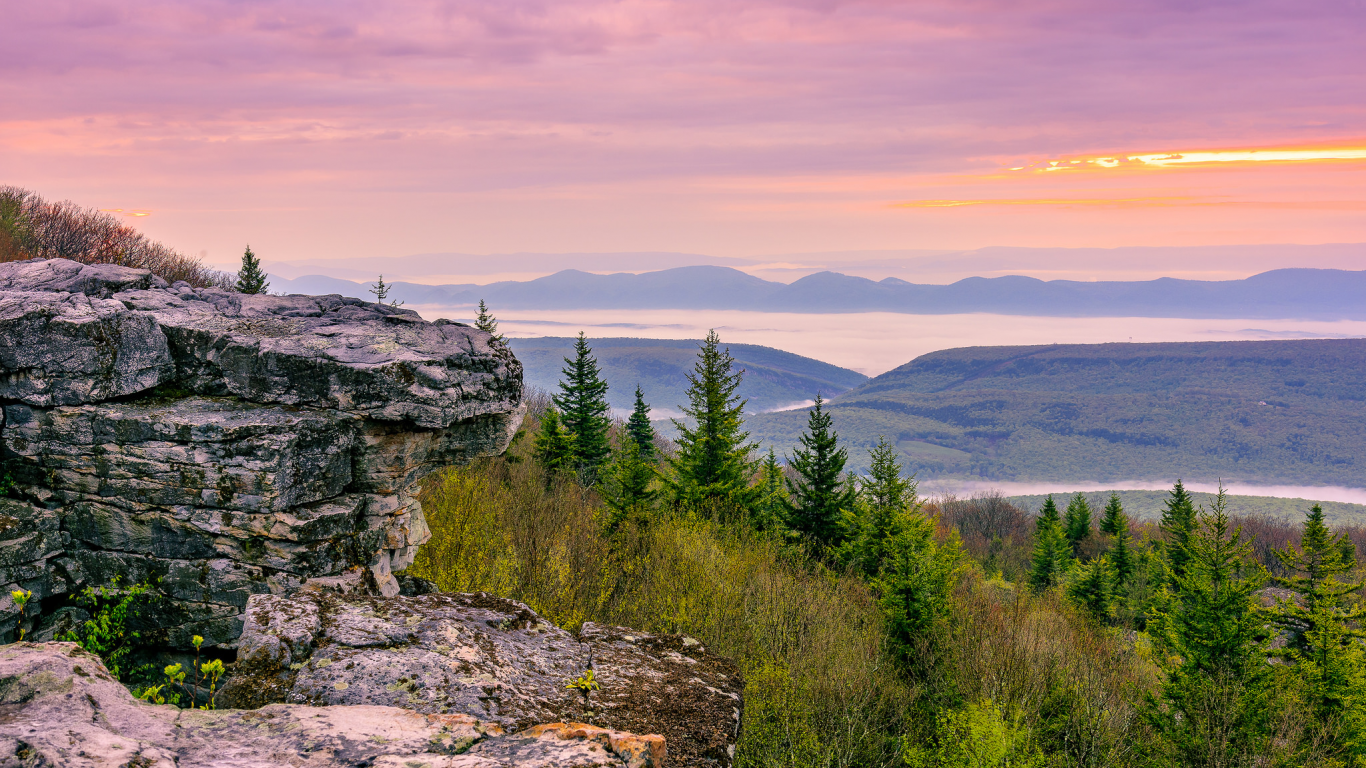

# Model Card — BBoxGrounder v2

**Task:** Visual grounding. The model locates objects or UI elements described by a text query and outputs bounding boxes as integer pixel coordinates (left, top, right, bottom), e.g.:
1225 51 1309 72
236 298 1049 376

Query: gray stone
0 641 666 768
224 591 743 767
0 258 167 298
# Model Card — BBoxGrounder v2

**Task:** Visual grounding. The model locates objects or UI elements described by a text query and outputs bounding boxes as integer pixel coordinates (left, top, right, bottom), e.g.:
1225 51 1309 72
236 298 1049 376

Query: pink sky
3 0 1364 273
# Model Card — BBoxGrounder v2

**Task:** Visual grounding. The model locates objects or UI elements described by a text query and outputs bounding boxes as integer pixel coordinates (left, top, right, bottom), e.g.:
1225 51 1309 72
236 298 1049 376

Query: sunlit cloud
1014 145 1366 173
99 208 153 217
894 197 1194 208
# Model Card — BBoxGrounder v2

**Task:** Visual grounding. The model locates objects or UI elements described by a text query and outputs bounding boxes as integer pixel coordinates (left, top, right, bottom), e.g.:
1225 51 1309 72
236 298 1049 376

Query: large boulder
0 641 666 767
223 590 744 768
0 259 524 647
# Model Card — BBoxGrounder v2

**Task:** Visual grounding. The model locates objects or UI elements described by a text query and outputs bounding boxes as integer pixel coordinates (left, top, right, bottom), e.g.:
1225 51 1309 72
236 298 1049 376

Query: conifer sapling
234 245 269 294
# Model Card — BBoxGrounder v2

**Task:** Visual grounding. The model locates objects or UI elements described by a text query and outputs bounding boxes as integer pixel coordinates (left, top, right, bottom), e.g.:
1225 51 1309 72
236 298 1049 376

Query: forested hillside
508 336 867 414
747 339 1366 484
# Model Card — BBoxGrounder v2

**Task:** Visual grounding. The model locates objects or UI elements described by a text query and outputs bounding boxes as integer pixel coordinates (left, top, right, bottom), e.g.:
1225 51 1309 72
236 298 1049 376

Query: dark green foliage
234 245 269 294
474 299 504 342
751 449 788 532
553 332 613 484
843 436 916 578
626 385 657 463
1109 511 1135 586
368 274 403 306
1099 493 1125 535
1063 492 1092 557
784 394 856 549
1269 505 1366 758
1144 488 1273 767
1066 556 1115 622
1036 495 1061 532
1028 512 1070 593
600 437 658 535
59 579 161 681
532 407 574 475
666 330 758 509
873 510 963 664
1161 480 1198 586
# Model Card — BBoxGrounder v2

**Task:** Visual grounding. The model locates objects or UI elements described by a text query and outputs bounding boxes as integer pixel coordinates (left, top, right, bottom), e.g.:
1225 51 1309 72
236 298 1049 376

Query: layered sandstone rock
0 259 523 648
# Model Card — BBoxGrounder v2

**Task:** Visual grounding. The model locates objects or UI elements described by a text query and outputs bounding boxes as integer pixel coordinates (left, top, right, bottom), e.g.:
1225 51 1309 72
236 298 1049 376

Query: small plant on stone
136 637 227 709
10 589 32 641
566 668 600 700
59 577 160 681
369 274 403 306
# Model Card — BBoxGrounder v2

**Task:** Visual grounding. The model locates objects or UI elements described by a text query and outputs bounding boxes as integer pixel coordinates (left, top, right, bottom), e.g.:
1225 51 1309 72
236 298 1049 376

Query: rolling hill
507 336 868 416
746 339 1366 484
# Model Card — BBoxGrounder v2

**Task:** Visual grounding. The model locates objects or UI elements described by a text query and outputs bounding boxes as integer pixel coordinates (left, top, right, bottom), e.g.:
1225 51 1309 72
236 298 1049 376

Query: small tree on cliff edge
235 245 269 294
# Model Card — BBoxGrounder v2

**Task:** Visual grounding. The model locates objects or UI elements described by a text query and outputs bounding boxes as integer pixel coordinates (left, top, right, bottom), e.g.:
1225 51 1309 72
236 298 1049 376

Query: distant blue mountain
270 266 1366 319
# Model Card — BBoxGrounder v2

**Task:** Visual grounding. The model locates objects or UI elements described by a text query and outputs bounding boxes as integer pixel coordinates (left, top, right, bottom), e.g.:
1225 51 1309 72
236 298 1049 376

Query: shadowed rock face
0 259 523 648
0 642 666 768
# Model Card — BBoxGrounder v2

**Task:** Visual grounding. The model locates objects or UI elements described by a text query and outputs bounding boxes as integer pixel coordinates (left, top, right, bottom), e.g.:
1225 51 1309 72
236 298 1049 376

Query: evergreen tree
1161 479 1198 585
666 330 757 510
625 385 657 463
1063 492 1093 557
474 299 504 342
1028 513 1070 593
234 245 269 294
1099 492 1125 535
552 332 613 484
1036 495 1061 534
1109 511 1135 586
600 436 658 535
874 509 964 663
532 408 574 475
784 394 856 549
845 436 916 577
1067 556 1115 622
369 274 403 306
1144 488 1272 767
1270 505 1366 757
751 449 789 533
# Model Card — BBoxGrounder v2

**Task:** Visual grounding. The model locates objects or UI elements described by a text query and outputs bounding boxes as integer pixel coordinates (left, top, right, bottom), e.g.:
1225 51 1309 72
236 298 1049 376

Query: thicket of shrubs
411 325 1366 767
0 186 232 288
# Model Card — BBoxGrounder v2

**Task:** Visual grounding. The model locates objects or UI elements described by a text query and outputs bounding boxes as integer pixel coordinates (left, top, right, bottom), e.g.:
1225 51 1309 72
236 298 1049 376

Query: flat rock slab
0 642 664 768
226 591 744 767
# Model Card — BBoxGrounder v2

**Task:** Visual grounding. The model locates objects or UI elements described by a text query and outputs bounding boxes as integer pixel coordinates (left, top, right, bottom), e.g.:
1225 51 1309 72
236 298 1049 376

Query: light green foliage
474 299 504 342
234 245 269 294
553 332 613 484
904 700 1043 768
784 394 856 550
1144 487 1274 766
565 668 600 695
734 660 822 767
874 510 964 663
626 385 657 463
532 407 575 475
1063 492 1092 557
666 330 758 511
136 635 229 709
59 578 159 681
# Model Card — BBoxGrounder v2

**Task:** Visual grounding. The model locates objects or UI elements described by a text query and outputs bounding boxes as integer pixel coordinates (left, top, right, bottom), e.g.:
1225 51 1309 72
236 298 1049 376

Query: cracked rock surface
0 642 666 768
0 259 523 648
223 590 744 768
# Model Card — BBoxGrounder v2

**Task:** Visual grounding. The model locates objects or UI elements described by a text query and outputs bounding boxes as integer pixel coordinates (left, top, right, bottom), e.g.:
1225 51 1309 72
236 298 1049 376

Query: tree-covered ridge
747 338 1366 483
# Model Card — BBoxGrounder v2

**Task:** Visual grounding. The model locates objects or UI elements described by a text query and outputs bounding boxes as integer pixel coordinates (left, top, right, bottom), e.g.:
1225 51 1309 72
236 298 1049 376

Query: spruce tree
235 245 269 294
1063 492 1092 558
474 299 504 342
1067 556 1115 622
1109 510 1135 586
1270 505 1366 756
847 436 916 577
533 408 574 475
874 509 964 663
1028 513 1070 593
784 394 856 549
1099 492 1125 535
751 449 788 533
666 330 757 510
625 385 657 463
1160 479 1198 585
1036 495 1061 534
600 436 658 535
369 275 403 306
1145 488 1272 766
552 332 613 484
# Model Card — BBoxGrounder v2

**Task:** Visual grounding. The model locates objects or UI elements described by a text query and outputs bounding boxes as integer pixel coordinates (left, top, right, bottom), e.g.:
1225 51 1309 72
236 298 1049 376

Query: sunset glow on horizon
1 0 1362 272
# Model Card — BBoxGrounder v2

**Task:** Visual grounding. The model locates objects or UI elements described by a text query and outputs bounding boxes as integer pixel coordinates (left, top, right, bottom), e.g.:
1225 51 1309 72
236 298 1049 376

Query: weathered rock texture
223 590 744 767
0 641 666 767
0 259 523 648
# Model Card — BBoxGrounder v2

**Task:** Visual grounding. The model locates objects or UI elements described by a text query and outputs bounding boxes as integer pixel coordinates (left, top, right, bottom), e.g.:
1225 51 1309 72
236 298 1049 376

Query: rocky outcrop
0 259 523 648
223 589 744 767
0 641 666 767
